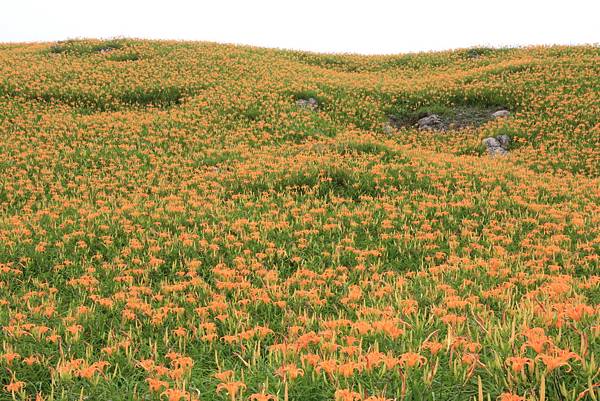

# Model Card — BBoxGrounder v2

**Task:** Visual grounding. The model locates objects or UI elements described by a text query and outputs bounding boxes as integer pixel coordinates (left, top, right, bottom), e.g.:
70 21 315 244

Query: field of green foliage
0 39 598 401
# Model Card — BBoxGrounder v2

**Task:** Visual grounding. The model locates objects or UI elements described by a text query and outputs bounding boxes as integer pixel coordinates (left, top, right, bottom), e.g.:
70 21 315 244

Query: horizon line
2 36 598 57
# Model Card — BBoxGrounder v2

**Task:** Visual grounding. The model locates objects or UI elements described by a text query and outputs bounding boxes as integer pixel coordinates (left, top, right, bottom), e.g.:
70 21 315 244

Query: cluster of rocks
296 97 319 111
298 98 514 156
411 108 513 156
414 109 511 132
483 109 511 156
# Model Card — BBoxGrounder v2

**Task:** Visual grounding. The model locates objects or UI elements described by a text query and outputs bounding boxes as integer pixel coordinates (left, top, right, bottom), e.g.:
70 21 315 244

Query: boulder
482 136 509 156
492 110 510 118
416 114 445 131
490 146 508 156
496 134 510 149
98 47 116 54
296 97 319 110
482 137 501 148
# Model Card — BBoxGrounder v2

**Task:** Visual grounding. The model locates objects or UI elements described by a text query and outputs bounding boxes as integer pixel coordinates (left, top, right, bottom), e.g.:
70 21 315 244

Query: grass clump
460 46 511 59
48 39 129 55
281 50 363 72
387 103 454 128
9 85 191 111
106 52 141 62
385 87 516 130
240 104 262 121
291 89 325 106
118 86 189 107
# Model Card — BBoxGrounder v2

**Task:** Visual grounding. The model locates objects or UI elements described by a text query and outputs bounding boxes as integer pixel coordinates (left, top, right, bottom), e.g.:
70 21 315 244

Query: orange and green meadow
0 39 599 401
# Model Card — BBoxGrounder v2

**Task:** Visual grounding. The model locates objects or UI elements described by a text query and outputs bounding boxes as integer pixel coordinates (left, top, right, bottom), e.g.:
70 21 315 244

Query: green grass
47 39 130 55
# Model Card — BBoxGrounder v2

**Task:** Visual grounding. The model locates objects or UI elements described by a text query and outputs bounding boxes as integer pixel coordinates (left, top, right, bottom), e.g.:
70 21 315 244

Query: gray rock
492 110 510 118
416 114 445 131
296 97 318 110
496 134 510 149
482 137 508 156
489 146 508 156
482 137 501 149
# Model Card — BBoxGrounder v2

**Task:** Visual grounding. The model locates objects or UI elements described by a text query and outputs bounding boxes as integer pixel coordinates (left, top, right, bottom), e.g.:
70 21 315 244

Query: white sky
2 0 599 54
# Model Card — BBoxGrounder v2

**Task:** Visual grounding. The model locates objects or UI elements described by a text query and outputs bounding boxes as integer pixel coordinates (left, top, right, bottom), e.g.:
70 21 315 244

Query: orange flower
535 350 580 373
66 324 84 339
213 370 234 382
399 352 426 368
147 377 169 392
4 380 25 393
161 388 191 401
498 393 525 401
422 341 443 356
249 393 277 401
1 352 20 365
216 381 246 400
337 362 363 378
275 364 304 381
334 389 362 401
505 357 533 375
23 355 40 366
172 327 188 338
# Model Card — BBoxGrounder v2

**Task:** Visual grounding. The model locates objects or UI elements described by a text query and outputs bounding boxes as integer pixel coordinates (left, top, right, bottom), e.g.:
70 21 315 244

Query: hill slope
0 40 599 401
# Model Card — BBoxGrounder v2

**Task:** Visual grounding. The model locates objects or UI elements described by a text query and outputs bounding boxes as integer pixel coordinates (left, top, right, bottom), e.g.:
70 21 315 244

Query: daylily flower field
0 40 598 400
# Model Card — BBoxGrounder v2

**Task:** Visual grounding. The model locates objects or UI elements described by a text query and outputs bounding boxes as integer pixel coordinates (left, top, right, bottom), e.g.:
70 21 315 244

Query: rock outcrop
296 97 319 110
482 135 511 156
492 110 510 118
415 114 445 131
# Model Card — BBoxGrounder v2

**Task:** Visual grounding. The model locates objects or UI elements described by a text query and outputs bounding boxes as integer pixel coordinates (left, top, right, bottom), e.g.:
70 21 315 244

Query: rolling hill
0 39 599 401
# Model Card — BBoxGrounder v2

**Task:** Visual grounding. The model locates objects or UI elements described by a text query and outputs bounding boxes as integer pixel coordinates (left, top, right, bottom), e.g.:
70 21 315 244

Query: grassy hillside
0 39 598 401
